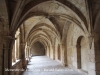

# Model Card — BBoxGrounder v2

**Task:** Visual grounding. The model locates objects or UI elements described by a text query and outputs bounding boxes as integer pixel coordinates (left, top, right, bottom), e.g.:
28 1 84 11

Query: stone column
12 44 16 62
28 47 31 57
93 34 100 75
3 37 12 75
20 44 26 69
60 44 62 61
0 19 4 75
57 44 61 61
88 37 95 75
62 44 67 66
51 45 54 60
0 44 3 75
52 45 55 60
60 44 65 65
15 39 18 60
17 37 20 59
25 47 27 58
58 43 66 66
0 15 11 75
26 47 28 58
27 46 31 58
0 27 3 75
28 47 29 58
3 47 9 75
55 44 58 60
50 45 53 59
55 38 58 61
48 46 50 57
26 47 29 62
46 46 50 57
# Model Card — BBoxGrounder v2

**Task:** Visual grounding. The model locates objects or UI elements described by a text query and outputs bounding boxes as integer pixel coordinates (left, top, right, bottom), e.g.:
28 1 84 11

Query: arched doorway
76 36 88 71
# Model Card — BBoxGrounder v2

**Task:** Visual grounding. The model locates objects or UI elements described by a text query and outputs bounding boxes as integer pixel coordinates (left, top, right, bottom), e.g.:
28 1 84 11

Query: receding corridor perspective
0 0 100 75
22 56 84 75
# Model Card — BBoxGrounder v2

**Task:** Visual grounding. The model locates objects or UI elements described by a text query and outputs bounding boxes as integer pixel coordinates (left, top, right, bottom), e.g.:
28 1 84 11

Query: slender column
50 45 53 59
12 44 16 62
58 44 61 61
48 46 50 57
92 35 98 75
62 44 67 66
27 46 30 58
26 47 28 58
20 43 26 69
24 49 26 58
29 47 31 57
3 38 11 75
52 45 55 60
46 46 49 57
16 36 20 60
0 40 3 75
0 21 3 75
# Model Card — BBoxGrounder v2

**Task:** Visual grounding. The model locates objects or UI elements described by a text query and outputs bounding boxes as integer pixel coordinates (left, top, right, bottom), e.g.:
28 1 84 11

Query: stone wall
31 41 45 56
67 23 92 74
11 60 23 75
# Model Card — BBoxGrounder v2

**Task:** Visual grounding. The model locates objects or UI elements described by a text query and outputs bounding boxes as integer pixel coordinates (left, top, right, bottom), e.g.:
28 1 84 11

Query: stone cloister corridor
22 56 84 75
0 0 100 75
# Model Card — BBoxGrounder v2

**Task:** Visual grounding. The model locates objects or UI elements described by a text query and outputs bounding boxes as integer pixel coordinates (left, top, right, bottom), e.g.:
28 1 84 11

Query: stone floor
22 56 84 75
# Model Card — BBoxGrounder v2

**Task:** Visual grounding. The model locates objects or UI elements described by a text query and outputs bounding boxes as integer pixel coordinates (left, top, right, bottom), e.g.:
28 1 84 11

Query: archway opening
31 41 45 56
77 36 88 71
76 36 83 69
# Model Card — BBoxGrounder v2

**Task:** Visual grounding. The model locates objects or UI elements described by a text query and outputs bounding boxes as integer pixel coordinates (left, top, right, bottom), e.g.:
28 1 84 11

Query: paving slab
22 56 84 75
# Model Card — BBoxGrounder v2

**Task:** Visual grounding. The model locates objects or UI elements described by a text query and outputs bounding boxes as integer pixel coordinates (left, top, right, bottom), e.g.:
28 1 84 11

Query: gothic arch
76 36 89 71
10 0 88 33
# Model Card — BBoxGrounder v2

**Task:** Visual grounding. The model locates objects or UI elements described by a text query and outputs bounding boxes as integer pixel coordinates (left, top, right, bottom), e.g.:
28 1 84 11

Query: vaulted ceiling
4 0 100 47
